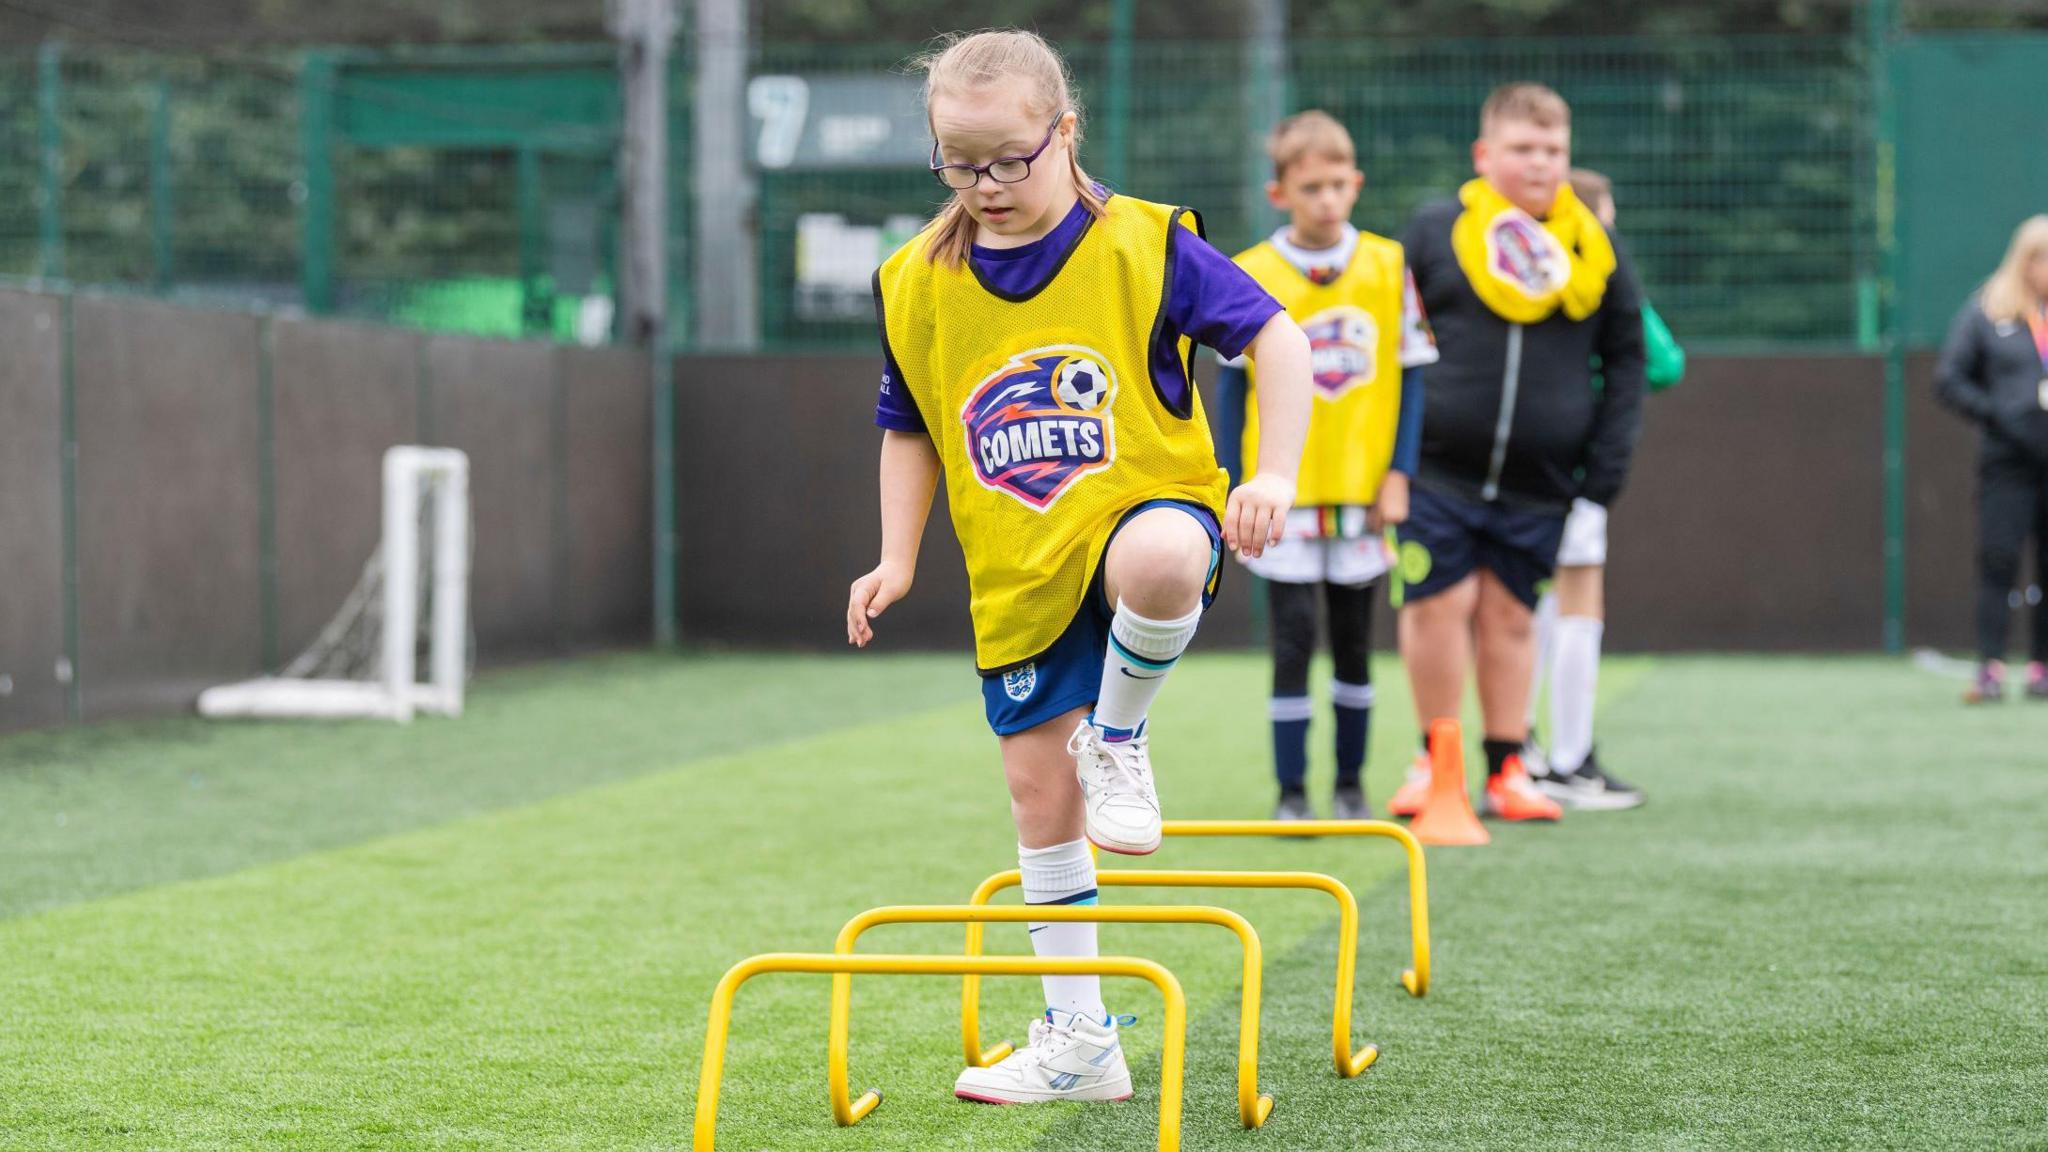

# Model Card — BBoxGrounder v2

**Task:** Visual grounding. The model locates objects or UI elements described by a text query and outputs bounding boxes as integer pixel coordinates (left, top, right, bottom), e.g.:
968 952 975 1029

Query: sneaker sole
955 1080 1134 1105
1534 782 1647 811
1480 802 1562 822
1086 830 1160 856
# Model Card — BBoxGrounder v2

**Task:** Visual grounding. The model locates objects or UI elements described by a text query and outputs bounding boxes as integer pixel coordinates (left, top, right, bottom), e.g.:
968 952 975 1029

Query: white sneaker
1070 721 1162 855
954 1011 1133 1104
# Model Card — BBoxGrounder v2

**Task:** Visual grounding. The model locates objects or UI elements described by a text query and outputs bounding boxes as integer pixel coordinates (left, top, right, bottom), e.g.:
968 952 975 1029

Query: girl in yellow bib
846 29 1311 1106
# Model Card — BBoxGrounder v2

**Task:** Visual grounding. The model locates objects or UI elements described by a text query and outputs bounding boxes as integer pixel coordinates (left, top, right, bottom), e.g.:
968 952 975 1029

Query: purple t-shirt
873 194 1283 432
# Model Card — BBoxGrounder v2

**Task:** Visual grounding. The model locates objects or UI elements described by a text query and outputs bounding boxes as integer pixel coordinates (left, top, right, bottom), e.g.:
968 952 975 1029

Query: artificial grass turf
0 652 969 920
1 652 2044 1150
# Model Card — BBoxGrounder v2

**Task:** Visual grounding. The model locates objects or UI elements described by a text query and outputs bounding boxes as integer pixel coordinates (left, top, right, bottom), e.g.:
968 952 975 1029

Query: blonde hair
1481 83 1571 133
1980 215 2048 324
1267 110 1356 181
914 29 1106 268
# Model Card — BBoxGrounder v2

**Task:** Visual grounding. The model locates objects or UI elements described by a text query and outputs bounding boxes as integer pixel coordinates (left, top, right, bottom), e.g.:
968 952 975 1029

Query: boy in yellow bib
847 30 1311 1107
1213 111 1438 822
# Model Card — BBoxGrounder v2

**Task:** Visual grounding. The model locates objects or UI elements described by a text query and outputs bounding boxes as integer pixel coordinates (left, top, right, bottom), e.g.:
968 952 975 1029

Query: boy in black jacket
1387 83 1645 823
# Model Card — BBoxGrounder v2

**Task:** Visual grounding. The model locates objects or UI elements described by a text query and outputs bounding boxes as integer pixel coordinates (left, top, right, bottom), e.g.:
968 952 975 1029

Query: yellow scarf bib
1451 178 1615 323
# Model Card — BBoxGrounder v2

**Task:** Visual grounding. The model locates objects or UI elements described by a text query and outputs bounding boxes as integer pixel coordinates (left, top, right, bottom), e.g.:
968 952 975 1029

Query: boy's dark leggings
1269 579 1375 790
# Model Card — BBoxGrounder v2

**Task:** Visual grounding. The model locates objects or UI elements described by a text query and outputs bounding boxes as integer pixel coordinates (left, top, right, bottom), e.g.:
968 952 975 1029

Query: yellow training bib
1235 232 1407 507
877 196 1228 672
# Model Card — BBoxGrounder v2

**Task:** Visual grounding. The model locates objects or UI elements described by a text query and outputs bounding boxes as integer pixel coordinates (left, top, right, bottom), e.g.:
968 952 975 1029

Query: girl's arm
1227 310 1312 557
847 429 941 647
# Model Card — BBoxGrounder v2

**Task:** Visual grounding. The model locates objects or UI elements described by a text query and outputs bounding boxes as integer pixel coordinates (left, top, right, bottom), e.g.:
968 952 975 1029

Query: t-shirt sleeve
873 344 926 433
1166 224 1284 361
1397 265 1439 369
871 270 927 434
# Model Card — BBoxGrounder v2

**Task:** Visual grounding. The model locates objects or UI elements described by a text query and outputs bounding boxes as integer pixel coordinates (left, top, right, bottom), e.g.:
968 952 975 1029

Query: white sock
1019 839 1105 1022
1529 591 1558 733
1550 616 1603 773
1092 599 1201 740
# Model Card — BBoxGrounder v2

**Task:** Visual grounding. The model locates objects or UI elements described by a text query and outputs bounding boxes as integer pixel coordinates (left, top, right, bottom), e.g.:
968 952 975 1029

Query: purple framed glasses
929 111 1066 191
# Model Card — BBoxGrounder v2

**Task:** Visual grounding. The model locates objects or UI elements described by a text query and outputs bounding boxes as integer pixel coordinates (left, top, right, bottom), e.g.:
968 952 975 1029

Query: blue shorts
1394 485 1565 610
981 500 1224 736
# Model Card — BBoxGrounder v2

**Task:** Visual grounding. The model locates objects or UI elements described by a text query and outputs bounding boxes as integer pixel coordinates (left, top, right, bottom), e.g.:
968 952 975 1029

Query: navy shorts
1394 485 1565 609
981 499 1223 736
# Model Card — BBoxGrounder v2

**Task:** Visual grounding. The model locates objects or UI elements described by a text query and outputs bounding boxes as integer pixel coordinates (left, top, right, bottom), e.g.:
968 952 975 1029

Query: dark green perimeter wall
675 352 1998 662
0 288 651 732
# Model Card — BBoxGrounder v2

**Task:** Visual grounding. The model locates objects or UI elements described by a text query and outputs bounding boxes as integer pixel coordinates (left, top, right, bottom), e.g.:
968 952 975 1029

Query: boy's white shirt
1223 224 1440 370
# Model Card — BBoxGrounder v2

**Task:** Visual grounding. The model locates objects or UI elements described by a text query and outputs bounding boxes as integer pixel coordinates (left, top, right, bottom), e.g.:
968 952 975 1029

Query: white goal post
198 447 471 722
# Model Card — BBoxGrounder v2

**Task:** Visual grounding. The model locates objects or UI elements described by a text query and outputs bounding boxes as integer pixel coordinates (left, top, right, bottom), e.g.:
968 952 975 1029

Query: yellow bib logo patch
1301 304 1380 400
959 345 1118 510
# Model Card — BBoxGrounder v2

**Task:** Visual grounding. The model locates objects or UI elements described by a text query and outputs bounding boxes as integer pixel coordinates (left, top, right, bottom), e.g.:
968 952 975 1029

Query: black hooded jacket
1402 199 1646 514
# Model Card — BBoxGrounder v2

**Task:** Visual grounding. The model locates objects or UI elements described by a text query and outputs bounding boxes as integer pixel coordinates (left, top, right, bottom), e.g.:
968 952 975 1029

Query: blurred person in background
1934 215 2048 703
1214 110 1437 823
1387 83 1645 823
1519 167 1684 810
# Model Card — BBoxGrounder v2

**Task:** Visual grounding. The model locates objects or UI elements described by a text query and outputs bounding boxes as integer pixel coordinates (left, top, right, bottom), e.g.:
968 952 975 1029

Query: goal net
198 447 472 722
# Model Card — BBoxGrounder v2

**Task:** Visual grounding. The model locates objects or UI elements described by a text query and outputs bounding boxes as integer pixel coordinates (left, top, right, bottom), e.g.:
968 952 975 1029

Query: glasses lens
937 166 979 190
990 159 1031 184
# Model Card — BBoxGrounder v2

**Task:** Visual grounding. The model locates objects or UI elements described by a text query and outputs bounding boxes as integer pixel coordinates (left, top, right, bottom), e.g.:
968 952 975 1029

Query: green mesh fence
746 36 1873 350
0 45 618 342
0 34 2029 350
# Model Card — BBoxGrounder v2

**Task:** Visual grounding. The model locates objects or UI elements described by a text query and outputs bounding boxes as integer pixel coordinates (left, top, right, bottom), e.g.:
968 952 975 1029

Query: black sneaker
1332 784 1371 821
1272 790 1313 823
1532 749 1644 811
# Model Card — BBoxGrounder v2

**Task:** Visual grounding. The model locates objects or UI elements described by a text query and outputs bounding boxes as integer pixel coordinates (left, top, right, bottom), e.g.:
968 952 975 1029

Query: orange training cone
1410 718 1490 846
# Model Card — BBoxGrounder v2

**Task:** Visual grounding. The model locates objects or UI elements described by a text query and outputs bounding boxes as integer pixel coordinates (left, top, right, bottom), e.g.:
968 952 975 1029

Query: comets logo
1300 305 1379 400
1485 211 1569 299
960 345 1117 510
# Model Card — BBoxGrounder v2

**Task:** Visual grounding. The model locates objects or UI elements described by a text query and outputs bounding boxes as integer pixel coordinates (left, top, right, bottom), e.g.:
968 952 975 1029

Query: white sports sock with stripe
1019 839 1105 1021
1092 600 1202 740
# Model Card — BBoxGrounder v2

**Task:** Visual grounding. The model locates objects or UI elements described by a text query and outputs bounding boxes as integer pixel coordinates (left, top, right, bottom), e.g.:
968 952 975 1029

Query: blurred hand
1225 471 1295 559
1369 471 1410 532
847 561 913 647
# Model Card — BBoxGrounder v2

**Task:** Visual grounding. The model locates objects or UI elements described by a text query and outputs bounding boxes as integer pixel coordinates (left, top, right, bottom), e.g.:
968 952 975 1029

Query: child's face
1474 117 1570 218
1266 154 1362 248
930 79 1074 244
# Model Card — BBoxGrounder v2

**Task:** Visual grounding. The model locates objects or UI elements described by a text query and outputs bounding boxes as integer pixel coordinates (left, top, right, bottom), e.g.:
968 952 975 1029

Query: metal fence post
1102 0 1133 190
151 76 175 292
299 52 337 314
257 317 280 669
37 42 64 282
59 291 81 723
1869 0 1905 653
517 146 551 335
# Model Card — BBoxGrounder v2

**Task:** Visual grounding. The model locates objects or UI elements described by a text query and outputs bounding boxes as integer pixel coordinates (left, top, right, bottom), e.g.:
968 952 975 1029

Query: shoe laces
1071 727 1155 802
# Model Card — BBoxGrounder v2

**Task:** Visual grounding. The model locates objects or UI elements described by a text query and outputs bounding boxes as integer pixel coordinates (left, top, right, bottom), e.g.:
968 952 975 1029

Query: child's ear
1264 180 1287 210
1348 168 1365 193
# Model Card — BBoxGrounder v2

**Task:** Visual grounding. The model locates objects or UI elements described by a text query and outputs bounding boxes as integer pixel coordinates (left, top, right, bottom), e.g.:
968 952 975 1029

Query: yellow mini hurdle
827 904 1272 1129
1160 818 1432 997
961 868 1383 1077
696 952 1188 1152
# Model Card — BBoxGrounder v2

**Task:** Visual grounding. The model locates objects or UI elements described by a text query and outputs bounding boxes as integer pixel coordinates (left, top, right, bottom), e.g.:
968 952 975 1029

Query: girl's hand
847 561 914 647
1225 471 1295 559
1370 470 1410 531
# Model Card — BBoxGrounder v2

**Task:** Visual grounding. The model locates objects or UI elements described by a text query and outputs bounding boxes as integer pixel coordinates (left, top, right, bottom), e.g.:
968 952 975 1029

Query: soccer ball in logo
1053 356 1111 412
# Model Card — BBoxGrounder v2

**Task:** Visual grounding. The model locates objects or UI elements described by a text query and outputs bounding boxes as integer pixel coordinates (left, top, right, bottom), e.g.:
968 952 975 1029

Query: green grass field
3 651 2045 1150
